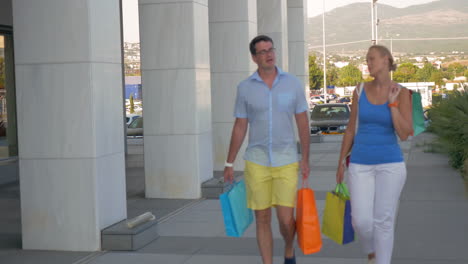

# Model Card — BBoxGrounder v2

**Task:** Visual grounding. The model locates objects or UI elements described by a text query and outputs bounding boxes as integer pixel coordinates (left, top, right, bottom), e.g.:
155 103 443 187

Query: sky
122 0 439 43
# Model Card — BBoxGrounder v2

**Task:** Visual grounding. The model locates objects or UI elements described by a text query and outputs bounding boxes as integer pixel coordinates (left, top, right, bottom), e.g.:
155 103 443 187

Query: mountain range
307 0 468 54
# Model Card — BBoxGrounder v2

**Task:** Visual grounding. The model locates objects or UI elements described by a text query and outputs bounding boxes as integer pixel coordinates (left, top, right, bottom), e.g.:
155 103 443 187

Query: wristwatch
224 162 233 167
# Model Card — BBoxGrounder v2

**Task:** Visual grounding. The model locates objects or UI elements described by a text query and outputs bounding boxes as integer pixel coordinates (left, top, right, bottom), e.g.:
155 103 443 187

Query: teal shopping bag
411 91 425 136
220 180 253 237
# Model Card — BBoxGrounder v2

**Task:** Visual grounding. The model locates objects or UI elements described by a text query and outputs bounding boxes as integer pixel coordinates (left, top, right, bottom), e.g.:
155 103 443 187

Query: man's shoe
284 253 296 264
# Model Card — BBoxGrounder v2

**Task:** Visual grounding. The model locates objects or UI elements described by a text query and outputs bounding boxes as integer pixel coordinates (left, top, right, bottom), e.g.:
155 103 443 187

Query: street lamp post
322 0 327 99
375 2 379 44
371 0 378 45
390 37 393 80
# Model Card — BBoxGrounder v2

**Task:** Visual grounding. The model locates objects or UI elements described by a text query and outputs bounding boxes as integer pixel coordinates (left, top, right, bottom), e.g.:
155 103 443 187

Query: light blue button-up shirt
234 67 308 167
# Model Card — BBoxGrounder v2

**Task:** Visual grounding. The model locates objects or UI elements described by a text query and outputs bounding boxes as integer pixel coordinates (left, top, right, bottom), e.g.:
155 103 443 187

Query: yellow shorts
244 161 299 210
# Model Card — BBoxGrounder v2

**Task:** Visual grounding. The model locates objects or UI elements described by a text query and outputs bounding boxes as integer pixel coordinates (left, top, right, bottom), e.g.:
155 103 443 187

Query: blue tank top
350 88 403 165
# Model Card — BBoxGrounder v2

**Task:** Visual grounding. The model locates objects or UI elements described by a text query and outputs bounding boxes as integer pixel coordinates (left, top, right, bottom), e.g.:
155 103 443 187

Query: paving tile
156 221 225 237
184 254 275 264
402 168 466 201
89 253 190 264
0 250 91 264
394 200 468 260
169 208 223 223
196 237 279 256
391 258 468 264
189 199 221 211
138 236 206 255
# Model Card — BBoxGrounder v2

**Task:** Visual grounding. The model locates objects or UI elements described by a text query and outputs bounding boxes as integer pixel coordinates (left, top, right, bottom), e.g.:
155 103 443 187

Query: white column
257 0 288 70
13 0 126 251
209 0 257 171
139 0 213 198
288 0 309 89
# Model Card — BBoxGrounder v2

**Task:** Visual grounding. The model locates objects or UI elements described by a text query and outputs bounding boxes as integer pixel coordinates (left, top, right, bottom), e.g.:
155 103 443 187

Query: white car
310 96 325 104
126 114 141 126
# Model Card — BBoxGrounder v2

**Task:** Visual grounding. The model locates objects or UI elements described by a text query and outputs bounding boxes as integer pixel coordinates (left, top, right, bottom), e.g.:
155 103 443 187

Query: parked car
337 97 351 104
310 96 325 104
126 114 141 126
127 117 143 136
310 103 350 134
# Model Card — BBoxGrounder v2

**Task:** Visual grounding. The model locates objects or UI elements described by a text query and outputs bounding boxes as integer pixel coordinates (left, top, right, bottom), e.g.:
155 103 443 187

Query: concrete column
139 0 213 198
209 0 257 171
13 0 126 251
288 0 309 89
257 0 288 70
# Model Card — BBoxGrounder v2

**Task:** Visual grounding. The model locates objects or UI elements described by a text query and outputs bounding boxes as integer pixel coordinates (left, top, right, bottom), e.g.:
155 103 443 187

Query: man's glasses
255 48 276 56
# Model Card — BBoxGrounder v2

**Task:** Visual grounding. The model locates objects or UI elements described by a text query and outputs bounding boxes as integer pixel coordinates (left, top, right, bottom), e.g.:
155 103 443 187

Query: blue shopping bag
219 180 253 237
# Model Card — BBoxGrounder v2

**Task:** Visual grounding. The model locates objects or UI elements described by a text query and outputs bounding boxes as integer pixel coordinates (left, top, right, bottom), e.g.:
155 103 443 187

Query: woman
336 45 413 264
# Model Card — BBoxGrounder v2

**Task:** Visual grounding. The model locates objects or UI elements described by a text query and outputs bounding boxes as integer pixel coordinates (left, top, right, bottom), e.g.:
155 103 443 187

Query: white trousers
348 162 407 264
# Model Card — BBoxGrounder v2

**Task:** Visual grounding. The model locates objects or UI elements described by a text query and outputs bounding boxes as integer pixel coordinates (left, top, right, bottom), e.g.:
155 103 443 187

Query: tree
441 70 454 81
393 63 419 83
337 64 362 87
326 66 339 87
429 71 444 86
416 63 436 82
129 94 135 114
447 62 465 77
308 55 323 90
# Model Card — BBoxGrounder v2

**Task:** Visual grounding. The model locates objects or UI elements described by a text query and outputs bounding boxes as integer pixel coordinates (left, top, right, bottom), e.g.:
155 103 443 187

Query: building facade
0 0 309 251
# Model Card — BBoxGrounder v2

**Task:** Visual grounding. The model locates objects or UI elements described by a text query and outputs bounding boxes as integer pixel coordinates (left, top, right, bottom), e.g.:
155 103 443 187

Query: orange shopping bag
296 175 322 255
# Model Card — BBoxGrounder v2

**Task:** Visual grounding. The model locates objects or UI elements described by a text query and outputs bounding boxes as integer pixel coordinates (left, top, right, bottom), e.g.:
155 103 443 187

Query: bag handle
302 174 309 189
341 83 364 167
334 183 350 198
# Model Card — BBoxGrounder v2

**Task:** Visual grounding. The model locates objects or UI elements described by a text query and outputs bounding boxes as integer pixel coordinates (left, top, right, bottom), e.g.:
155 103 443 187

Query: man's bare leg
255 208 273 264
276 205 296 258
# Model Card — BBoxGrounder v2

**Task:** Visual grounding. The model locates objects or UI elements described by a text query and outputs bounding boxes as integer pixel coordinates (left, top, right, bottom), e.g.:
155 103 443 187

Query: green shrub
432 93 442 105
428 88 468 174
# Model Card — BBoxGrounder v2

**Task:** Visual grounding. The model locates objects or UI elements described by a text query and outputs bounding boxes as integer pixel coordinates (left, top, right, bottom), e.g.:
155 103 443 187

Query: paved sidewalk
1 133 467 264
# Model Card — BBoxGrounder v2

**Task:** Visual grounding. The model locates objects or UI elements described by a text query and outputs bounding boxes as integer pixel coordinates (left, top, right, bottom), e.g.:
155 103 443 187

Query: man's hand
300 159 310 180
223 166 234 184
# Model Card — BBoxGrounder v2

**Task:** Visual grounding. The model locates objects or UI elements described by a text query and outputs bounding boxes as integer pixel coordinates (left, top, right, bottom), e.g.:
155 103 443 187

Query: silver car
310 103 350 134
127 117 143 136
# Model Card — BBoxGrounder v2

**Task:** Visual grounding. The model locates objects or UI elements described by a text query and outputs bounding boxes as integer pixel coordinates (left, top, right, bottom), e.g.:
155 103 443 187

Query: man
223 35 310 264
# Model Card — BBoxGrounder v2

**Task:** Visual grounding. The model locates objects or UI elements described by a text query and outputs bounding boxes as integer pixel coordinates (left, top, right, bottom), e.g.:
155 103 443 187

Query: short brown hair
368 45 397 71
249 35 274 55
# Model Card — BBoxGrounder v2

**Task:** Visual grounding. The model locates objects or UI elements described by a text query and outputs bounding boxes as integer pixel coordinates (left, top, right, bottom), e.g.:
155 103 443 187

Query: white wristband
224 162 233 167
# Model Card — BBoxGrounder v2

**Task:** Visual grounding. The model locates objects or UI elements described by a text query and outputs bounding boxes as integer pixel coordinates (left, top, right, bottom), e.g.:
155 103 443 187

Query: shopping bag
219 180 253 237
296 176 322 254
321 183 355 245
410 91 425 136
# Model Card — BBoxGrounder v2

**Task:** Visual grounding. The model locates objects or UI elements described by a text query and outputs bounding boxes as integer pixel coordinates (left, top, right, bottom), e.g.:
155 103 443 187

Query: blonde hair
368 45 397 71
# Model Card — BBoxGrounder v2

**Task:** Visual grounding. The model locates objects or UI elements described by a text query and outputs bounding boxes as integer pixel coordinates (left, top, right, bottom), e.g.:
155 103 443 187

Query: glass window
128 117 143 129
311 105 350 119
0 33 18 159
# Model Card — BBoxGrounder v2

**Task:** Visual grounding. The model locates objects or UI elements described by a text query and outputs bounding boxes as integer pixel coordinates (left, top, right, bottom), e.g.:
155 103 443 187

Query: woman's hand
388 82 401 103
336 162 345 184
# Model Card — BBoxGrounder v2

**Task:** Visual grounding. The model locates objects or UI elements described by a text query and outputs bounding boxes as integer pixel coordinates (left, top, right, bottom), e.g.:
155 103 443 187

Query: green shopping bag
410 91 425 136
321 183 355 245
